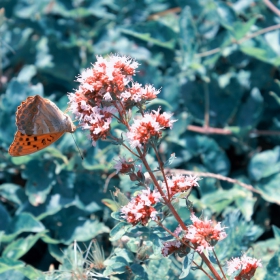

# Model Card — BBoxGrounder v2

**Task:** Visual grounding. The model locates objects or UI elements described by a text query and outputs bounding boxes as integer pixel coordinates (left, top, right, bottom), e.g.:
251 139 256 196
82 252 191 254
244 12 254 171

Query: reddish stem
213 249 227 279
192 260 214 280
151 143 171 201
137 147 222 280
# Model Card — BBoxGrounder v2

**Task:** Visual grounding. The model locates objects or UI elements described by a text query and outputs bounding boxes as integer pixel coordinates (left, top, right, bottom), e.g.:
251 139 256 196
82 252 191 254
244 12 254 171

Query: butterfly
9 95 76 156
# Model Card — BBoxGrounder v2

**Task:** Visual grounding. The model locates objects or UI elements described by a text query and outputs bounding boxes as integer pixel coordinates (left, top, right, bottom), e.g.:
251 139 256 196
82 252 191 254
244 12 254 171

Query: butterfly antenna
71 134 84 160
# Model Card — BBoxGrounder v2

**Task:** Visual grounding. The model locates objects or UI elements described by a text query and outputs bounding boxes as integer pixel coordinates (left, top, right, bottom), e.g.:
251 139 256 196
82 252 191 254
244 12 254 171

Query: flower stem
137 147 222 280
151 143 171 200
121 143 140 158
213 249 227 279
192 260 214 280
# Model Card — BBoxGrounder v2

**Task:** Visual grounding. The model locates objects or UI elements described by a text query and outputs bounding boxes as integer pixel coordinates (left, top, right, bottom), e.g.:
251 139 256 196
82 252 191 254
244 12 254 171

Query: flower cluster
75 55 139 105
121 82 160 105
161 226 188 257
127 108 176 148
68 55 161 145
227 255 262 279
121 189 161 225
162 174 200 197
114 156 135 174
162 240 183 257
185 214 227 253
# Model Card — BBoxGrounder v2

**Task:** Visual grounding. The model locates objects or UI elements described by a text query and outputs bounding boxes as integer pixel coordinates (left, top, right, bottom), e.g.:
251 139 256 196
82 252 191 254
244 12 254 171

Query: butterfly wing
9 131 64 156
16 95 74 135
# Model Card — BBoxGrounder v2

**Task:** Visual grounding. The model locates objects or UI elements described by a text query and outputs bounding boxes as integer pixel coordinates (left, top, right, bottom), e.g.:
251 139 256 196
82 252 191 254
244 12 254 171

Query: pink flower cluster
121 189 161 225
114 156 135 174
227 255 262 279
162 226 187 257
185 214 227 253
121 82 160 105
162 240 183 257
68 55 161 145
127 108 176 148
162 175 200 197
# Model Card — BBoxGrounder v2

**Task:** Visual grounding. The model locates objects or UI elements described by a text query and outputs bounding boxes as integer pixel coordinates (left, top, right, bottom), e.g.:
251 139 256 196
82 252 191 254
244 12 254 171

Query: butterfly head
65 114 76 133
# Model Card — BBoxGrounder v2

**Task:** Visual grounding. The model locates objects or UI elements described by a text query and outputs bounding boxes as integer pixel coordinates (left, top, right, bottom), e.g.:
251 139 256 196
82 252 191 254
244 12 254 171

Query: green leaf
120 21 177 50
22 159 57 205
114 248 134 263
272 226 280 245
0 270 27 280
17 265 44 279
48 244 64 263
17 65 37 82
264 250 280 279
40 233 60 245
179 252 194 279
0 203 11 231
103 199 119 212
214 0 236 30
179 6 196 68
231 17 258 40
103 256 128 276
236 87 263 128
0 183 27 207
214 211 263 261
3 231 47 259
57 217 110 245
0 257 24 273
249 146 280 181
147 258 171 279
0 7 5 27
131 263 148 280
249 147 280 203
1 213 45 243
241 46 280 66
196 136 230 176
111 211 125 222
200 189 235 214
0 257 42 278
146 98 173 110
110 222 131 242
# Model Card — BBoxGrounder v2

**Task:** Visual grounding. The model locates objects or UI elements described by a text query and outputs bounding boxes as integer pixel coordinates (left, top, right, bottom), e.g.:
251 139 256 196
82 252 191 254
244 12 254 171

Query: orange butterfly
9 95 76 156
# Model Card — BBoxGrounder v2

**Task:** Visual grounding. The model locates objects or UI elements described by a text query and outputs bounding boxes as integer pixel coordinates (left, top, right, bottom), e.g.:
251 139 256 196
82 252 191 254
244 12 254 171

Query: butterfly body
9 95 76 156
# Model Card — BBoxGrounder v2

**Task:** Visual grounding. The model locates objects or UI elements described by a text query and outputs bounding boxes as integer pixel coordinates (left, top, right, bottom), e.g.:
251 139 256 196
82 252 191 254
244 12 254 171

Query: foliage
0 0 280 279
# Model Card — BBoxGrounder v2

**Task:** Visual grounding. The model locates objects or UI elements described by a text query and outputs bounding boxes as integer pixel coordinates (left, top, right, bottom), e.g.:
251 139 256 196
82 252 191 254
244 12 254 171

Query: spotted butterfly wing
9 95 76 157
9 131 64 156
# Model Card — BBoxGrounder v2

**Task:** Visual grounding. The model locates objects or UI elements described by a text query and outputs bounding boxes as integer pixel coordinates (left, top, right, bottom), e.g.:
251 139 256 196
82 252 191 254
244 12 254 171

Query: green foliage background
1 0 280 279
